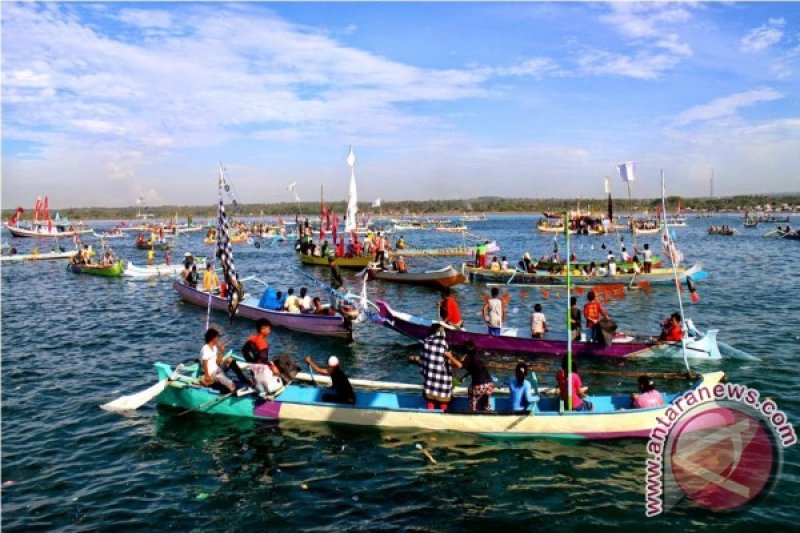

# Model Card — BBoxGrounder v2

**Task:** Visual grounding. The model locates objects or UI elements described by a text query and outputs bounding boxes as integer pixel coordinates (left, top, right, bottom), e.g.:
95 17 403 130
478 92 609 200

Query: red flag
320 204 328 241
33 197 42 222
42 197 50 221
331 211 338 243
8 207 23 226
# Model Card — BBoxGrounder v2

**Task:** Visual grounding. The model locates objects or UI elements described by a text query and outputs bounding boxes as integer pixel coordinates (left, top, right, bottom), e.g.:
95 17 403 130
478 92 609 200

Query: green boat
68 260 125 277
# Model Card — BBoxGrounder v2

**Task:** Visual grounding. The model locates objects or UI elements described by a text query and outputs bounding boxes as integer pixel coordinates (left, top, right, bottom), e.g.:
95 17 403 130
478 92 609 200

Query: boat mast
660 170 690 373
565 210 573 410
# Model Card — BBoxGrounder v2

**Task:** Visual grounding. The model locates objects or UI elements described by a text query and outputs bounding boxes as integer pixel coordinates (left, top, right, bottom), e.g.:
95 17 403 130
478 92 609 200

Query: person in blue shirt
507 362 536 412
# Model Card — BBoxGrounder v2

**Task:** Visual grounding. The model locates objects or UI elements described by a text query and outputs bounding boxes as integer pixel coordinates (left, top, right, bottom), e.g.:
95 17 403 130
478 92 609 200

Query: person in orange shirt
583 291 609 343
438 288 463 328
659 312 684 342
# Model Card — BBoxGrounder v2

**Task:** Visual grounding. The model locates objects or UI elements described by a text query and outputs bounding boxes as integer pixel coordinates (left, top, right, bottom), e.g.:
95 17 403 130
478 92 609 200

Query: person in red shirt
583 291 609 343
438 288 463 328
241 318 272 365
555 356 592 411
659 312 684 342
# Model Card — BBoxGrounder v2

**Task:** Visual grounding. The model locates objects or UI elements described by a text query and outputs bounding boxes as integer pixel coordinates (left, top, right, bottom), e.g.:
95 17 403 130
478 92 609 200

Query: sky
2 2 800 209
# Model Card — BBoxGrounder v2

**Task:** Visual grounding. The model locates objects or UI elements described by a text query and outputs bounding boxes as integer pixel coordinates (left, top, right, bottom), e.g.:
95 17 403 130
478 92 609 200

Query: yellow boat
298 253 374 269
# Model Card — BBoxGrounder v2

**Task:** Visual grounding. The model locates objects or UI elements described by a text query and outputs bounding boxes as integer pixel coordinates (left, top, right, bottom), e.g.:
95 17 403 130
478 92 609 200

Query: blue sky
2 2 799 208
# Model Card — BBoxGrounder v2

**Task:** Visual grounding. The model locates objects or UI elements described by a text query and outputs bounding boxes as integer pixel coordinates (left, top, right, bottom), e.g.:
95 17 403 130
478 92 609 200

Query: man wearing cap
304 355 356 404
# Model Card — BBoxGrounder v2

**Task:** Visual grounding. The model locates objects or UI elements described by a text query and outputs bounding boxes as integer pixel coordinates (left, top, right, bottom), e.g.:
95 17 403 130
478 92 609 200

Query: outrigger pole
565 210 573 411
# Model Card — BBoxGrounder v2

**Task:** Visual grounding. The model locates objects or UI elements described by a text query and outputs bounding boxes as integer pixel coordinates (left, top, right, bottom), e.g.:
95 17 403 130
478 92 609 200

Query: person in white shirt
201 328 252 393
621 247 631 262
607 255 617 276
299 287 313 312
283 288 302 313
531 303 547 338
642 243 653 273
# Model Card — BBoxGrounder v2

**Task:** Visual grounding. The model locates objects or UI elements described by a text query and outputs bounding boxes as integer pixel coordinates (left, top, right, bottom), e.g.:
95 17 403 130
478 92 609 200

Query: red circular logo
669 405 777 511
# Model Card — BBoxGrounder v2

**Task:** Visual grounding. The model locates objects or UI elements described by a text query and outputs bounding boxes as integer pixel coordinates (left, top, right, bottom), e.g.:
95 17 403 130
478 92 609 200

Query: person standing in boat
556 356 592 411
419 324 463 411
458 341 494 412
304 356 356 404
642 243 653 273
202 263 219 292
483 287 505 336
438 288 463 329
374 232 388 269
583 291 609 343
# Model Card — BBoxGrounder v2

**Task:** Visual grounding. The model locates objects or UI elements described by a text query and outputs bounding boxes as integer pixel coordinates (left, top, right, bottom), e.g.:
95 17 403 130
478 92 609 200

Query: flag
345 146 358 232
372 198 382 208
617 161 636 182
288 181 300 201
603 176 610 195
42 197 50 221
8 207 23 226
216 164 244 320
33 197 42 222
331 211 339 244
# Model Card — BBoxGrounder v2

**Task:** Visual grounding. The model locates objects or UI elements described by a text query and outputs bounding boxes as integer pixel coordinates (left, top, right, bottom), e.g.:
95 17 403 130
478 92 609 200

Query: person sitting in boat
202 264 219 292
658 312 684 342
584 291 609 343
304 356 356 404
419 324 463 411
352 239 363 256
500 256 509 271
438 288 464 329
83 244 95 264
299 287 313 312
102 250 114 266
201 328 254 394
283 288 302 313
630 256 642 274
186 265 199 288
312 296 334 315
621 247 631 262
490 256 501 271
458 341 494 412
508 362 536 412
607 255 617 276
531 303 547 338
241 318 272 365
320 240 330 258
396 236 405 250
556 356 592 411
392 255 408 273
631 376 665 409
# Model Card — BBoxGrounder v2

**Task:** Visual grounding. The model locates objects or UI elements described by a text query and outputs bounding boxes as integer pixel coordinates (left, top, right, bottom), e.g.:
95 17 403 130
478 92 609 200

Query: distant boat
4 198 93 239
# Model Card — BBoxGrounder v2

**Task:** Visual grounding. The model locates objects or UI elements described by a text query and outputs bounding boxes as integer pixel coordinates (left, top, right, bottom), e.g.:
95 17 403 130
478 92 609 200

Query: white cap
184 252 192 257
327 356 339 367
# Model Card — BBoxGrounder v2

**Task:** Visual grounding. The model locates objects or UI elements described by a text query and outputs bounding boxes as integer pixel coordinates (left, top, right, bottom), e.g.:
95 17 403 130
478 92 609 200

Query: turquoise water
2 215 798 530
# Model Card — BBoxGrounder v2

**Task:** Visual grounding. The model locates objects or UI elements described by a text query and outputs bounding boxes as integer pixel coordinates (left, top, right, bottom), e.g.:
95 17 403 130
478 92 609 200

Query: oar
178 390 234 416
307 364 318 388
101 365 184 411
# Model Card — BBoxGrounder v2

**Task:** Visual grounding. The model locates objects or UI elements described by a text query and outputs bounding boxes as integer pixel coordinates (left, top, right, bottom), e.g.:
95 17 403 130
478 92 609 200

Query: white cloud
494 58 563 78
599 3 692 40
672 88 784 127
740 18 785 54
578 49 679 80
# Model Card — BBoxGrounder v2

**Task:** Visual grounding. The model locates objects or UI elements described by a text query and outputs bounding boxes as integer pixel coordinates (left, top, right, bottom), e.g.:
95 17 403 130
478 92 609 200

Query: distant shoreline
3 194 798 222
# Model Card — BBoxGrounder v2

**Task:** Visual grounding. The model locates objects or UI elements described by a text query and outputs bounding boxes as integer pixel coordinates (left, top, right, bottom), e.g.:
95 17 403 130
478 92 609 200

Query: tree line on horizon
2 194 799 221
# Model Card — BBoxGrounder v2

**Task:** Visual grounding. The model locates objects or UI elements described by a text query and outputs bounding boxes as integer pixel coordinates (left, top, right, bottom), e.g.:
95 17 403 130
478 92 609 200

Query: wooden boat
533 256 662 272
5 221 92 239
375 300 721 360
366 265 466 289
68 260 125 277
389 241 500 258
0 250 78 263
298 253 374 269
204 232 248 245
153 361 726 439
461 262 706 286
173 280 352 338
707 227 735 236
435 225 467 233
135 237 174 251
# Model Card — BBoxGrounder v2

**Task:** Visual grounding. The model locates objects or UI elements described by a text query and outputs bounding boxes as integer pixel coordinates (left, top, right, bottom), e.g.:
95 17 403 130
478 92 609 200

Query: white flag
604 176 610 194
372 198 382 208
346 146 356 167
617 161 636 182
287 181 297 191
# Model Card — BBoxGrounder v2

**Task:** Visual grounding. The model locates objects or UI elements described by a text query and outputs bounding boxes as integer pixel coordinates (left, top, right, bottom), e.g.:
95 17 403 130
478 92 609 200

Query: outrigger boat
461 262 706 286
390 241 500 258
123 259 206 279
135 235 174 251
707 226 735 236
532 256 662 272
152 361 726 439
375 300 722 360
68 260 125 277
298 253 374 269
0 249 78 263
174 280 352 338
4 200 92 239
365 264 466 289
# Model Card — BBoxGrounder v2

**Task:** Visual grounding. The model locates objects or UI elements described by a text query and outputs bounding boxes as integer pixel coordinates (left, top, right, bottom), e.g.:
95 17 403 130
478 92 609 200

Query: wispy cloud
671 87 784 127
740 18 785 54
578 50 679 80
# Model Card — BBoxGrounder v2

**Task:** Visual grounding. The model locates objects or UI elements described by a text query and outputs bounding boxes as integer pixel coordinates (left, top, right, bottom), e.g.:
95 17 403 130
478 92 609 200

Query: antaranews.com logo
645 381 797 516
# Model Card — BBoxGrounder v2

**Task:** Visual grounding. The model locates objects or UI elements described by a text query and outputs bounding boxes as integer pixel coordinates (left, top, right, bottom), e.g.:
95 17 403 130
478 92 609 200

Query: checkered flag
217 163 244 320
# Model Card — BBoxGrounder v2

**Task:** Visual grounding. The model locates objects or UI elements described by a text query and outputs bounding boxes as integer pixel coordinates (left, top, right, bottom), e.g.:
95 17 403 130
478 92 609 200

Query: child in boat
631 376 665 408
531 303 547 338
305 356 356 404
556 357 592 411
201 328 253 393
583 291 609 343
483 287 505 336
508 362 536 411
419 324 463 411
458 341 494 412
659 312 683 342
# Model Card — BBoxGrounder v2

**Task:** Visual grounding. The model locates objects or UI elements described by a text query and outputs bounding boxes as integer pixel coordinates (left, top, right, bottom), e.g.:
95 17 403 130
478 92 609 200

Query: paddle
308 363 318 388
101 365 185 412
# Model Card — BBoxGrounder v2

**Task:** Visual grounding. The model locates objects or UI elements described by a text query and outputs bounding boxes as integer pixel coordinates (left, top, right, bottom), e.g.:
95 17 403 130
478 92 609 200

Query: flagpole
565 210 572 411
